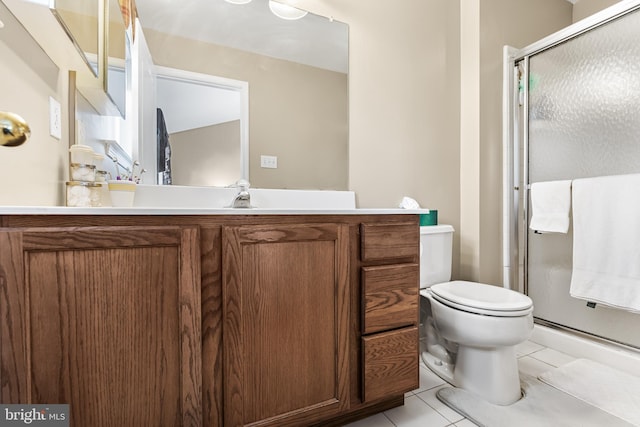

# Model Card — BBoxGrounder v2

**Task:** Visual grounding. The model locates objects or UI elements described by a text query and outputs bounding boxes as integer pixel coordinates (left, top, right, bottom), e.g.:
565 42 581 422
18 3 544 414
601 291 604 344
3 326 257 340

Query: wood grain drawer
362 264 419 335
362 327 419 402
360 223 419 263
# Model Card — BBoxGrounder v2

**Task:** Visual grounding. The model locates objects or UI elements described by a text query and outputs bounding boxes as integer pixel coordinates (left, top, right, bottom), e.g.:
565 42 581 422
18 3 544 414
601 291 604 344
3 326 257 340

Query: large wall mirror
50 0 100 76
136 0 349 190
105 0 128 118
47 0 127 118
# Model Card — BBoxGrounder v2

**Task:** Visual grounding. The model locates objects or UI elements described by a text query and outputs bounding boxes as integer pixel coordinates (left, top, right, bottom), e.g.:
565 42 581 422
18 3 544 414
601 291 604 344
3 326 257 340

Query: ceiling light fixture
224 0 252 4
268 1 308 20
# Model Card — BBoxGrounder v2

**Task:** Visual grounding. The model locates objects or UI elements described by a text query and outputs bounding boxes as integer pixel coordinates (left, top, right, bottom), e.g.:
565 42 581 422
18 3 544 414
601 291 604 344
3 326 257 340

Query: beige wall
460 0 481 281
573 0 622 22
303 0 572 283
145 30 348 191
171 120 241 187
473 0 573 284
0 4 69 206
295 0 463 276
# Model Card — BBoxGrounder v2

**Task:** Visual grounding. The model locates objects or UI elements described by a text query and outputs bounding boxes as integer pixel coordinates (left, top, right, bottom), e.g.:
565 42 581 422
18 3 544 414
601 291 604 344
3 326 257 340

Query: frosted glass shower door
525 7 640 348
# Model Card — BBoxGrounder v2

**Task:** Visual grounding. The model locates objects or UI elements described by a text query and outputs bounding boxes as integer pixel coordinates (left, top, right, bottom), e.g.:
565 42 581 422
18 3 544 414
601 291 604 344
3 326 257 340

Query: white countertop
1 186 432 216
0 206 427 216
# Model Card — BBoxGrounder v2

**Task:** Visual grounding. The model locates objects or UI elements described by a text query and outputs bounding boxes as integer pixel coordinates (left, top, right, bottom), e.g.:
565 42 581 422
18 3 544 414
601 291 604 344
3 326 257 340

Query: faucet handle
235 179 250 191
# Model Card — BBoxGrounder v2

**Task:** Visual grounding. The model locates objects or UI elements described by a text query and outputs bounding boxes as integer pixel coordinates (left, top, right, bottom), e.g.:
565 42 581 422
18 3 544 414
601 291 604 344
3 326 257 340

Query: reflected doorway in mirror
153 66 249 187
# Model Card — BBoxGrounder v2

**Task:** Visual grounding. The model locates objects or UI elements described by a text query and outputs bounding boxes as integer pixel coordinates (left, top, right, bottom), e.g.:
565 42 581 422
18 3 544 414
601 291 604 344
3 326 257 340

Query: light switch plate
49 96 62 140
260 155 278 169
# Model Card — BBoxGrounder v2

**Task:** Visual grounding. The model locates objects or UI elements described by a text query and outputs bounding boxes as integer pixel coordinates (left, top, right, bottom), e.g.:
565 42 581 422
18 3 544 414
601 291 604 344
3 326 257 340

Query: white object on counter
95 170 109 182
92 152 105 166
108 180 136 207
399 196 421 210
70 163 96 182
66 181 101 207
69 144 95 165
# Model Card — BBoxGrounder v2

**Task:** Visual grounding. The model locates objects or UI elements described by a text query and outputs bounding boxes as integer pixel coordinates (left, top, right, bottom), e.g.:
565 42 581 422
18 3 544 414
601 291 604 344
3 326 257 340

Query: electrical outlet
49 97 62 140
260 155 278 169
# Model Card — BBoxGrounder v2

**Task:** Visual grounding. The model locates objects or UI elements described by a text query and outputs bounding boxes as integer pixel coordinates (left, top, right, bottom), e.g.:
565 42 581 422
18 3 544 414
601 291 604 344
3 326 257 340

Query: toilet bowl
421 281 533 405
419 226 534 405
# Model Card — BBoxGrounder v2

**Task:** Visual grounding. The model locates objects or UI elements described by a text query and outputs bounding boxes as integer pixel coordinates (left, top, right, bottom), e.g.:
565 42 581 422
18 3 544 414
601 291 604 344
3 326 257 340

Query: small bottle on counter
70 163 96 182
66 181 102 207
95 170 109 182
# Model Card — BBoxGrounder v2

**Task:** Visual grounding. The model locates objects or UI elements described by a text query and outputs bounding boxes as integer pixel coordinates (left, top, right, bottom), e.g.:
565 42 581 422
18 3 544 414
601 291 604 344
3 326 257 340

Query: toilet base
421 349 455 384
454 345 522 405
419 287 531 406
423 346 523 406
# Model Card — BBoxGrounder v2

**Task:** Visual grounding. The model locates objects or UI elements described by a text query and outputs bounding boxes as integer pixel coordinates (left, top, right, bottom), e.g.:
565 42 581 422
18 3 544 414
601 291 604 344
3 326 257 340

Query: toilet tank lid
420 224 454 235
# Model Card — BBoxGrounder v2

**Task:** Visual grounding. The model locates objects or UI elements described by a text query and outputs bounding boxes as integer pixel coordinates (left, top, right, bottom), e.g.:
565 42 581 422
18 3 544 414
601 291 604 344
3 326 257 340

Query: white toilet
419 225 533 405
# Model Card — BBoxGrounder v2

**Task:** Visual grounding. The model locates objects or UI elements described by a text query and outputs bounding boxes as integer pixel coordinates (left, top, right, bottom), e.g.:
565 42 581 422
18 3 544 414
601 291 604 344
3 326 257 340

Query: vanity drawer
362 264 419 335
362 326 419 402
360 223 419 263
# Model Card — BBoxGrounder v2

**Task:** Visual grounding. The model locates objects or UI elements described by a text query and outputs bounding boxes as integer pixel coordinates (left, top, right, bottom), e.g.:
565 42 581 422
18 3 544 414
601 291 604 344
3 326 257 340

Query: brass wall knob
1 111 31 147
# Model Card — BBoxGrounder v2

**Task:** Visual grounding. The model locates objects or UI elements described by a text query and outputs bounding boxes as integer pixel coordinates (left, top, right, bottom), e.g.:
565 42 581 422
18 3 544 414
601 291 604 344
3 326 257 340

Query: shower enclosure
504 0 640 350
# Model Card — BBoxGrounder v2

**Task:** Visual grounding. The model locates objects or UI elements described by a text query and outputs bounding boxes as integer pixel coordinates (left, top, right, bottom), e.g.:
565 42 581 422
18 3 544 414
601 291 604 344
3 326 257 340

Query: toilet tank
420 225 454 288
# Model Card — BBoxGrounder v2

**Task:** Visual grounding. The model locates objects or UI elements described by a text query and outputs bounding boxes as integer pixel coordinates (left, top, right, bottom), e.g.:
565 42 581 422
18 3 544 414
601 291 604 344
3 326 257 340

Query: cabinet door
0 226 201 427
362 264 419 335
360 223 418 263
362 327 419 402
223 223 349 427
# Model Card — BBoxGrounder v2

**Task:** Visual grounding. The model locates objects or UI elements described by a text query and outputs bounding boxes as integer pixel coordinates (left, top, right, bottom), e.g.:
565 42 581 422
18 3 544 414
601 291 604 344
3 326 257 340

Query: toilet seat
430 281 533 317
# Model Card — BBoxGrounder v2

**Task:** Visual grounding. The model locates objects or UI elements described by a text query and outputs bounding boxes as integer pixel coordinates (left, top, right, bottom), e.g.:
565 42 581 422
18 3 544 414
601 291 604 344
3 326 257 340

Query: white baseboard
531 324 640 377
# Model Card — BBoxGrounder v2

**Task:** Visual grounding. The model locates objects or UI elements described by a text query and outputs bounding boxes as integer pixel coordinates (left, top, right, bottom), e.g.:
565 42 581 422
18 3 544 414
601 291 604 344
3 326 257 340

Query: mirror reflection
106 0 128 117
50 0 100 76
156 67 248 187
137 0 349 190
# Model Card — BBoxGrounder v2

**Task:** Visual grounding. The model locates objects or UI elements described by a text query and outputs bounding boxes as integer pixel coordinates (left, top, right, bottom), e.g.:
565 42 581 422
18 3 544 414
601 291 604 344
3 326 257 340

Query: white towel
570 174 640 313
529 180 572 233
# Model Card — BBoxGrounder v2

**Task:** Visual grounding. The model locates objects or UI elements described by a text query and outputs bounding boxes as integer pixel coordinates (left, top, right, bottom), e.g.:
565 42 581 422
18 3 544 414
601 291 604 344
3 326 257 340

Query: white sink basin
133 185 357 210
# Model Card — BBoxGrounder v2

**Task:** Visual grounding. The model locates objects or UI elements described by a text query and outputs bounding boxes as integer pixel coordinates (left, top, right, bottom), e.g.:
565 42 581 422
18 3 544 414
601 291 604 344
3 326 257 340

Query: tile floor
345 339 577 427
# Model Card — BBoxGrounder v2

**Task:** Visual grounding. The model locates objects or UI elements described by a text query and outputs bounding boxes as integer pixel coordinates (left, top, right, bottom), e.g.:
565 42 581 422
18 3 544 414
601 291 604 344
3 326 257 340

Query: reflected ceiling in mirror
136 0 348 74
136 0 349 190
50 0 100 76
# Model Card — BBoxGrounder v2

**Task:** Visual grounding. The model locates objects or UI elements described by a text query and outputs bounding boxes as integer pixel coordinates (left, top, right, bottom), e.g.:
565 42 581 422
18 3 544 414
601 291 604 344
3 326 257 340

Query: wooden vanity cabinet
221 223 350 426
0 214 420 427
360 222 420 403
0 225 201 426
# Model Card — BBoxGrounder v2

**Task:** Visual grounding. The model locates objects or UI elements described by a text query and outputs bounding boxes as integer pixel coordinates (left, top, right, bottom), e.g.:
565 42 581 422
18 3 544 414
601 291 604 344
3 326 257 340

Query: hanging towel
570 174 640 314
529 180 572 233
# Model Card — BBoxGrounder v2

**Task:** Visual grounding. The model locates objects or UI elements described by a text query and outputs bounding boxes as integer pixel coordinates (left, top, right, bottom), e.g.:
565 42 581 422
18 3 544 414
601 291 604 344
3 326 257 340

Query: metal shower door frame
502 0 640 330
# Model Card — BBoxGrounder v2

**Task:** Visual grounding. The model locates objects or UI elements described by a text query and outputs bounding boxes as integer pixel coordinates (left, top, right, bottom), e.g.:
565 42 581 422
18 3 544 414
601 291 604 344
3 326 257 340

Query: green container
419 210 438 226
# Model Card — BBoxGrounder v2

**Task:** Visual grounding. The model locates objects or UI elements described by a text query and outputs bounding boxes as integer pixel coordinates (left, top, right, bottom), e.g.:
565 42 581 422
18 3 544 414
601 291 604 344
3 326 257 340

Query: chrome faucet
231 179 252 208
